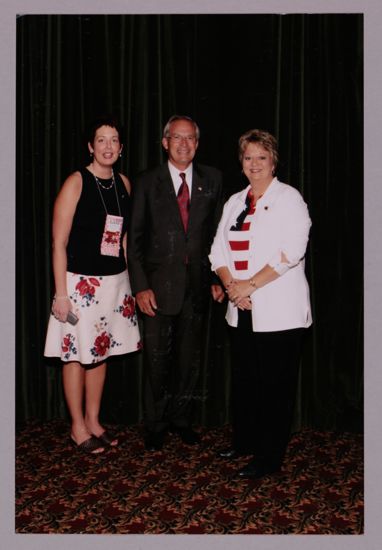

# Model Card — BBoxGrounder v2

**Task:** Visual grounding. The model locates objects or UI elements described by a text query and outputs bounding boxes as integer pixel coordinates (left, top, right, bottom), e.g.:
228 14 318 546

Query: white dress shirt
209 178 313 332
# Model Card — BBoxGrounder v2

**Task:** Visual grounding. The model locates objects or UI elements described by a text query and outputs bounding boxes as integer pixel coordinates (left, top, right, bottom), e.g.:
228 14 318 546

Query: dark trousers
230 310 304 467
142 292 203 433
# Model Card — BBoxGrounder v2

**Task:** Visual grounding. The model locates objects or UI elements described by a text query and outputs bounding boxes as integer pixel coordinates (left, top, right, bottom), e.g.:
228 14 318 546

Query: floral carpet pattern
16 420 363 534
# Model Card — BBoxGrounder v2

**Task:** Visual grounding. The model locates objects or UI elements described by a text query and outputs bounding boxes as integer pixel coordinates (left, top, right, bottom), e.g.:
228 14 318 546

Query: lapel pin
198 186 202 191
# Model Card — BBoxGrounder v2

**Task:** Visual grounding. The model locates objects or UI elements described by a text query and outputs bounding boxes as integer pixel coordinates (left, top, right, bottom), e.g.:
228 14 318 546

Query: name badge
100 214 123 257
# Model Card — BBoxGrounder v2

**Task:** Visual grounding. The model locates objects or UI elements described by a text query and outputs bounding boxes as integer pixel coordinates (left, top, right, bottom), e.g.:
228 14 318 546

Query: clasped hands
226 279 253 310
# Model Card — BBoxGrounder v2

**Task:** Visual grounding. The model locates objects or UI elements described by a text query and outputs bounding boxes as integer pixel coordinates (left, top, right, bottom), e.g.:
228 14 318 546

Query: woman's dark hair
87 115 124 146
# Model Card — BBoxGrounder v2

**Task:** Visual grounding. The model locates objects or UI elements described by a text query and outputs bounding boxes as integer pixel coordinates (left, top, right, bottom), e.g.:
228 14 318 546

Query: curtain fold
16 14 363 432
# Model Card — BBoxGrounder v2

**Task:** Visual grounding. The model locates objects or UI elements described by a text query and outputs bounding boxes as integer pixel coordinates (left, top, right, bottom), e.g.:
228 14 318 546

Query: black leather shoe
217 447 241 459
144 430 165 451
169 425 200 445
237 460 281 479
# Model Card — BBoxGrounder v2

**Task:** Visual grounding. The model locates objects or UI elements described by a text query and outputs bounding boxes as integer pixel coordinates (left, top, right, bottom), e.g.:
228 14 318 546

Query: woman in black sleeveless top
44 116 141 454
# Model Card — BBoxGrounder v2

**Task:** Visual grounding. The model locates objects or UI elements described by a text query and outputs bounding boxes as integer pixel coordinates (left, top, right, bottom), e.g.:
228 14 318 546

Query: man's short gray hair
163 115 200 139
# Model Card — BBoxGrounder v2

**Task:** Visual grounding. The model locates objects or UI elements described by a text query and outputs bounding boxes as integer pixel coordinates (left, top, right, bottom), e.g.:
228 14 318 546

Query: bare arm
51 172 82 321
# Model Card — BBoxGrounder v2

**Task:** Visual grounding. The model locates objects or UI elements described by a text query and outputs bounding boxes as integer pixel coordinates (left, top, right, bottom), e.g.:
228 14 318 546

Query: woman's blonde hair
238 129 278 169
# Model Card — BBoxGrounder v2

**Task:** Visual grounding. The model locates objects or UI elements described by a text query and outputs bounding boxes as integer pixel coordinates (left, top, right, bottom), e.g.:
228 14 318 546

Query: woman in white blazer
209 129 312 479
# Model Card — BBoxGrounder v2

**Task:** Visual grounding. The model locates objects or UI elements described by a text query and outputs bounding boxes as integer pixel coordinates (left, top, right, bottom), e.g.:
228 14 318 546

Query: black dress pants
230 310 304 467
142 292 203 433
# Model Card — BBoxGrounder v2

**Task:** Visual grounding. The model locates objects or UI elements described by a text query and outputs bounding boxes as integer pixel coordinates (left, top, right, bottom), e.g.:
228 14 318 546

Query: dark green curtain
16 14 363 432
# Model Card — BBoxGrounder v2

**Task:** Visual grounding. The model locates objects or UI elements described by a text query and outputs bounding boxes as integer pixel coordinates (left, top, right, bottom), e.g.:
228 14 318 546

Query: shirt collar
168 161 193 188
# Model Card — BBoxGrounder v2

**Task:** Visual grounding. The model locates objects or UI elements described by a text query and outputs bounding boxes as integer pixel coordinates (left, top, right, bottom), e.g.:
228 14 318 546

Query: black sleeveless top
67 168 130 275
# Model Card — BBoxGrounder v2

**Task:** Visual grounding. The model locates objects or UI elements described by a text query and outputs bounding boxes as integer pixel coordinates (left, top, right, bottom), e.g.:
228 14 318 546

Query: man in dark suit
128 115 224 451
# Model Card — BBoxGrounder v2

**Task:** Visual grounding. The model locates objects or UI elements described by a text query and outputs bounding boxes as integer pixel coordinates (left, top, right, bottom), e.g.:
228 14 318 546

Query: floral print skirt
44 270 141 364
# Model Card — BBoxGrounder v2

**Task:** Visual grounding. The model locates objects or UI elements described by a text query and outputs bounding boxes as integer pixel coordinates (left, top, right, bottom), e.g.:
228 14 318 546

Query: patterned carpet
16 420 363 534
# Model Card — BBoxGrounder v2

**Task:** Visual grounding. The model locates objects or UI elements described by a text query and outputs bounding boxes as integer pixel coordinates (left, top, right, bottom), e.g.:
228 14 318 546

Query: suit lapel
156 164 184 230
188 165 205 230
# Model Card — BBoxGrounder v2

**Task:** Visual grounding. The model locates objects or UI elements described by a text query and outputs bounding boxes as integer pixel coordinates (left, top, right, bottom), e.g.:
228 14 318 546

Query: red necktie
177 172 190 231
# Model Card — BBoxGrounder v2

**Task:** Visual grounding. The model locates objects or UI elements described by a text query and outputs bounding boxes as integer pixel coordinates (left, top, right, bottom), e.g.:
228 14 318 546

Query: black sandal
71 435 105 454
97 430 118 447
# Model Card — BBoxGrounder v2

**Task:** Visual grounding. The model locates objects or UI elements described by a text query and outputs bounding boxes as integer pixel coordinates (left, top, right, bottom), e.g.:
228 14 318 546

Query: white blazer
209 178 313 332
